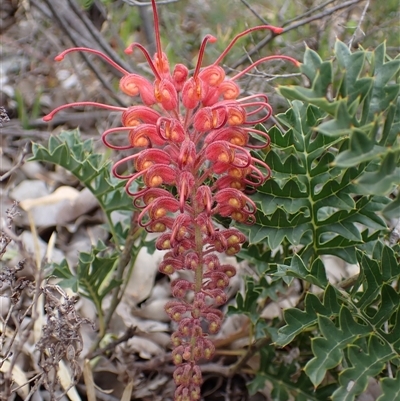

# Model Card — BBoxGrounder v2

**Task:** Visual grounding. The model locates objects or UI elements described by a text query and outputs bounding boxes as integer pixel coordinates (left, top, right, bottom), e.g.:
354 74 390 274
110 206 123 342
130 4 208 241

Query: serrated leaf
376 371 400 401
304 307 370 386
30 130 134 218
331 336 395 401
275 285 339 346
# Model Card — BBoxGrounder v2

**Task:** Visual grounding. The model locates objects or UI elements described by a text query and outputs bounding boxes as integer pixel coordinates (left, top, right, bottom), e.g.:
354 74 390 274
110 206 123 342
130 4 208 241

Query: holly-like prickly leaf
304 307 370 387
275 284 340 347
51 241 121 316
376 371 400 401
30 130 134 216
331 336 395 401
245 101 389 264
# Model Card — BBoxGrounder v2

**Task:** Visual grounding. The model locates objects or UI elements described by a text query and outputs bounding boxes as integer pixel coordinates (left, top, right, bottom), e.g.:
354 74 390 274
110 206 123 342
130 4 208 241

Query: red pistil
124 42 162 81
54 47 130 75
193 35 217 80
213 25 284 66
43 102 127 122
231 55 301 81
150 0 163 69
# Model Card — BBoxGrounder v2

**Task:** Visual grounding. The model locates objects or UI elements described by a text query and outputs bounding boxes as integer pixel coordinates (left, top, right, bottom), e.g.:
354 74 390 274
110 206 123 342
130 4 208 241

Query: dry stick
0 143 29 182
86 326 136 359
3 272 44 398
66 0 134 74
93 0 128 55
38 0 127 107
228 335 271 376
281 0 336 27
348 0 370 48
240 0 269 25
230 0 364 70
88 214 143 354
138 4 156 56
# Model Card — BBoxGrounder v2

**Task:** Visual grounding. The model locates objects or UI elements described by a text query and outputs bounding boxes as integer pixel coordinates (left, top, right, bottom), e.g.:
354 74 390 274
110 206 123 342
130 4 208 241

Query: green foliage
30 130 142 341
51 241 120 333
30 130 133 217
233 41 400 400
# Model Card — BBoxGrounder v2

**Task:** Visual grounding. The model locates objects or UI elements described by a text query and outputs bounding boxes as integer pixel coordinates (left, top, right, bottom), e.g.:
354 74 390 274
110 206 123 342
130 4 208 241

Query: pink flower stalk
44 2 299 399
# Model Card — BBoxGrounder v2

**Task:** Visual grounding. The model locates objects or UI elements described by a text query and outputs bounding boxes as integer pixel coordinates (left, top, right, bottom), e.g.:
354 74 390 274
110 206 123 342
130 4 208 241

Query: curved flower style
44 1 299 400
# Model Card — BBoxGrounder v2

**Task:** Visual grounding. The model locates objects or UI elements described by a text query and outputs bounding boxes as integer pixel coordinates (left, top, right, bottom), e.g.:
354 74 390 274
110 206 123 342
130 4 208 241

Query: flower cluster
44 1 299 400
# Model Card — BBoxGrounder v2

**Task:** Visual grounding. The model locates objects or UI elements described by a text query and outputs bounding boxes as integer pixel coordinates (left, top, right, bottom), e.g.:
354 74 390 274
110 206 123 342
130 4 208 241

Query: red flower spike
171 279 194 298
54 47 130 75
135 149 171 171
45 0 300 396
173 64 189 91
198 65 225 87
205 127 248 147
122 106 160 127
181 77 205 109
143 164 176 187
119 74 156 105
178 141 196 169
193 106 227 132
195 186 212 214
154 79 178 110
170 214 193 245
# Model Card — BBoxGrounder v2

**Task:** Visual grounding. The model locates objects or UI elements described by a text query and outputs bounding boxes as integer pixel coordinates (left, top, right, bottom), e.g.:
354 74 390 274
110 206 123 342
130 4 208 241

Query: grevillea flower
44 2 299 400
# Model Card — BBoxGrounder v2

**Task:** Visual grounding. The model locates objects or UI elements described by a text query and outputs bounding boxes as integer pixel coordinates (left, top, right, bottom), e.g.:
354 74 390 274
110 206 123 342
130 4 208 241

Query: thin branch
37 0 127 107
231 0 364 70
348 0 370 48
282 0 336 27
86 326 136 359
66 0 133 73
228 336 271 376
0 143 29 182
88 213 143 353
240 0 269 25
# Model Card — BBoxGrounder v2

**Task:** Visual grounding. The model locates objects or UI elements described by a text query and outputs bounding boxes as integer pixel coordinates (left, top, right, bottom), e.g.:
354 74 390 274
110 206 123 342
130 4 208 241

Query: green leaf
382 193 400 219
331 336 395 401
275 285 339 346
30 130 134 216
304 307 370 387
376 371 400 401
50 241 120 312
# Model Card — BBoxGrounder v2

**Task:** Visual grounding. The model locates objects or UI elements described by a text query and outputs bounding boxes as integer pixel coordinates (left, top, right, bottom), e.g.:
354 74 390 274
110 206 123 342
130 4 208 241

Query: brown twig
88 213 143 354
231 0 364 70
0 143 29 182
228 336 271 376
66 0 133 73
348 0 370 48
86 326 137 359
31 0 127 106
239 0 269 25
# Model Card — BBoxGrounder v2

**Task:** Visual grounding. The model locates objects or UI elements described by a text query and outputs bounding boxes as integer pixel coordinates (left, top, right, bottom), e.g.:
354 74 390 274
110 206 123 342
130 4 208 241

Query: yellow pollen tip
149 175 163 187
228 198 241 208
